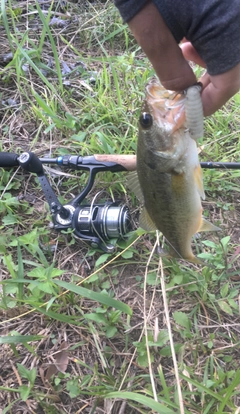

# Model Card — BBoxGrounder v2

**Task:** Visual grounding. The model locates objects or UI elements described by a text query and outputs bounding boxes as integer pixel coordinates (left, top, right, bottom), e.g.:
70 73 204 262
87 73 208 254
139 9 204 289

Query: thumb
181 42 206 68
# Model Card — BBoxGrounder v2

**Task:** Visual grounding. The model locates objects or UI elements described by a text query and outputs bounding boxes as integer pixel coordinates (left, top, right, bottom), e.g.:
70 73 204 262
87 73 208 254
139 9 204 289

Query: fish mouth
145 78 186 133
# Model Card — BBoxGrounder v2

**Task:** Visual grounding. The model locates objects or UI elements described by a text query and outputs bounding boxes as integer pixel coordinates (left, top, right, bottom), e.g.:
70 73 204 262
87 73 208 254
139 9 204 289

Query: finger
181 42 206 68
199 72 211 89
201 63 240 116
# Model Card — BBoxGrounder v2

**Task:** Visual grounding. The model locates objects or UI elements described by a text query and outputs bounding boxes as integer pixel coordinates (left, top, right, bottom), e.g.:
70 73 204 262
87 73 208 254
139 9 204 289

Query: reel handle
0 152 19 167
18 152 44 175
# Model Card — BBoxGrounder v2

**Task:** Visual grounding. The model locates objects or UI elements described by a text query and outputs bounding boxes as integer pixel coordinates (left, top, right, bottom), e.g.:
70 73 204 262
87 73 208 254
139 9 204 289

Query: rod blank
40 155 240 170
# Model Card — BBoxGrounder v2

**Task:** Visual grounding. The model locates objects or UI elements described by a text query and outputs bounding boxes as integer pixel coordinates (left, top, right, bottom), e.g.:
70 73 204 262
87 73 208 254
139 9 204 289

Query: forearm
127 2 197 91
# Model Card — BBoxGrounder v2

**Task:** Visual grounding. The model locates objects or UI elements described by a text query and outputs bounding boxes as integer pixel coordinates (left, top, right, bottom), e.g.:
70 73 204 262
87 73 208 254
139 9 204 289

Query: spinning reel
0 151 133 252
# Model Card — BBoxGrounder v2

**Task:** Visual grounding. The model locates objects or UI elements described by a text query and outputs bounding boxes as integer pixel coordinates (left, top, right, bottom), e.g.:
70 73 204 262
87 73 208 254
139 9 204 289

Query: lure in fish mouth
129 78 220 264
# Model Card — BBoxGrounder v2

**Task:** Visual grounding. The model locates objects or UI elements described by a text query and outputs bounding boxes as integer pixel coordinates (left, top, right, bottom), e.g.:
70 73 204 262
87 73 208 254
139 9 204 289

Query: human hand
181 42 240 116
128 2 240 116
127 3 197 91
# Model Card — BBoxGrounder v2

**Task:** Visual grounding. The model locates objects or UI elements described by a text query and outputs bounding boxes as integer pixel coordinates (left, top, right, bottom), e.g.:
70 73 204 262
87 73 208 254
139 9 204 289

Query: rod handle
94 154 137 171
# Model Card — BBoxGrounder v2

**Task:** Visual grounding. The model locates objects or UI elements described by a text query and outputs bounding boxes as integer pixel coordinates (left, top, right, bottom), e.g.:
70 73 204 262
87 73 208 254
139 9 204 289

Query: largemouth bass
129 78 219 263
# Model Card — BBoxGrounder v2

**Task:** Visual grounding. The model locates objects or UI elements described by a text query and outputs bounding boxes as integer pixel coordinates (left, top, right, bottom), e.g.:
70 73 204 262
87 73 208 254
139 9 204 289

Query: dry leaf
54 341 69 373
45 341 69 380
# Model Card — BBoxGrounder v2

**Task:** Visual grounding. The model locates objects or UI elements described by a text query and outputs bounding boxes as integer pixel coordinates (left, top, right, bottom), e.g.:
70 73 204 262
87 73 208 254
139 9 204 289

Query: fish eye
139 112 153 129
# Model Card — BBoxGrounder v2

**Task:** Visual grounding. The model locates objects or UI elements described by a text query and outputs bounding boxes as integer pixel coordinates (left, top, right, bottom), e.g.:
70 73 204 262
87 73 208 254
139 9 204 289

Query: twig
158 257 185 414
143 238 159 402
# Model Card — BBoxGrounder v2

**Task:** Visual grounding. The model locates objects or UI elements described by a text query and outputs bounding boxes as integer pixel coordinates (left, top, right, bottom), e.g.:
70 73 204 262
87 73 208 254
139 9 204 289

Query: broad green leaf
95 253 111 267
146 272 158 286
106 326 117 338
198 252 213 260
66 379 81 398
72 132 87 142
37 281 55 294
17 364 36 384
173 311 191 330
27 267 63 279
86 274 99 283
172 275 183 285
220 282 229 298
148 330 169 347
2 213 18 225
202 240 217 248
28 368 37 385
228 298 238 310
4 283 18 294
121 249 133 259
137 353 152 368
19 385 30 401
218 300 233 315
220 236 230 250
18 229 38 246
101 280 111 289
54 279 132 315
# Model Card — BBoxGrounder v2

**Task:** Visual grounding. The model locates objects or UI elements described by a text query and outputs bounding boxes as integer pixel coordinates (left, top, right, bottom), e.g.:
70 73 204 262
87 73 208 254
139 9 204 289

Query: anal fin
139 207 157 232
198 217 221 232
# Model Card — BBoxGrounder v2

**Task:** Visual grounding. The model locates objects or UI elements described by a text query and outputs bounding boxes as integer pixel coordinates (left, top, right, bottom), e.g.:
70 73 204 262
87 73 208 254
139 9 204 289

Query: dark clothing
114 0 240 75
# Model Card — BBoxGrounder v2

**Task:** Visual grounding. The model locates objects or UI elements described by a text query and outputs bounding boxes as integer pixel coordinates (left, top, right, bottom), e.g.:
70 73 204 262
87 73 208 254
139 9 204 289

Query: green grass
0 1 240 413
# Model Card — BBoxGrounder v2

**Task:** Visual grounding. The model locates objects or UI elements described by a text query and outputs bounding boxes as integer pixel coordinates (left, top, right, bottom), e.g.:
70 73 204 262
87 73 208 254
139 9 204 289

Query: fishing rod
0 151 239 251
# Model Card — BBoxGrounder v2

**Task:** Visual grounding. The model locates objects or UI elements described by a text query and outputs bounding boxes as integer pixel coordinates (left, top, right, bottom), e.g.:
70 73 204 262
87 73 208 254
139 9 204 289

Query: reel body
55 202 131 252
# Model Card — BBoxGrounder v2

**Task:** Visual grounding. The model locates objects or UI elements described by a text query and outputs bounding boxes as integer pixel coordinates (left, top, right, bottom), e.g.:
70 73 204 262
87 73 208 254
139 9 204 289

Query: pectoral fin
127 171 144 203
139 207 157 232
198 218 221 232
194 163 205 200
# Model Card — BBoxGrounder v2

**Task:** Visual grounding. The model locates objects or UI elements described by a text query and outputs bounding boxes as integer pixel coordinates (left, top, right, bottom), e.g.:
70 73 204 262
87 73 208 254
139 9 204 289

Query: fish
129 78 220 263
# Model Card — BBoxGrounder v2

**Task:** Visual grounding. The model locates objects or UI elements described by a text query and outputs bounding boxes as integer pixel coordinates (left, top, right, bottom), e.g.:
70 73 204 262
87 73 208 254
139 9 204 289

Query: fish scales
131 78 220 263
137 131 202 259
